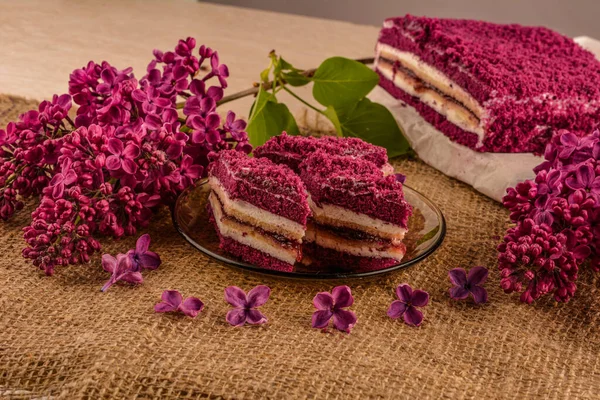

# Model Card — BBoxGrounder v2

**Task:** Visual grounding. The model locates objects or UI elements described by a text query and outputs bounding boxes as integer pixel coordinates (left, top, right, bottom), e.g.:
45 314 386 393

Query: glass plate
172 179 446 279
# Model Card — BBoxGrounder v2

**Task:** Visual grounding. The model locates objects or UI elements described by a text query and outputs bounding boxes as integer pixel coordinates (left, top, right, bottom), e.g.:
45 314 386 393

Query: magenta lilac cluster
499 130 600 303
0 37 251 275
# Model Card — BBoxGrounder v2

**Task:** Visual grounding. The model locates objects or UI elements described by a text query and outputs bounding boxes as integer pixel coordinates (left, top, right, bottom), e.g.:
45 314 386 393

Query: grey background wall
203 0 600 38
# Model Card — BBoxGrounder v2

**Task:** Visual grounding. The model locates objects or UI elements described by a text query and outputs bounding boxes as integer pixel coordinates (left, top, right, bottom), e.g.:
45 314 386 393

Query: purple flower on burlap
127 233 161 271
387 284 429 327
225 285 271 326
311 285 357 333
100 253 143 292
448 266 489 304
155 290 204 318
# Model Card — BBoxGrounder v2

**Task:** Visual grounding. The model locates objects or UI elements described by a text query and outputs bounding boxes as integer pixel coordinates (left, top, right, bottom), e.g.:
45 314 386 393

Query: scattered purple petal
387 283 429 327
224 285 271 326
127 233 161 271
311 285 357 333
154 289 204 318
449 266 488 304
100 253 143 292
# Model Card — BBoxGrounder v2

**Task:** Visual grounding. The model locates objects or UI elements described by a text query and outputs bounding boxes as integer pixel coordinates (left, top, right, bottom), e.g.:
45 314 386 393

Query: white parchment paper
368 36 600 202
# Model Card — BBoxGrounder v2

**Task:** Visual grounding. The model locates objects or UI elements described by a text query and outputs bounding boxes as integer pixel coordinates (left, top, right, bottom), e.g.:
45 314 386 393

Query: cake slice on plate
375 15 600 153
298 151 412 270
207 150 310 272
254 132 394 175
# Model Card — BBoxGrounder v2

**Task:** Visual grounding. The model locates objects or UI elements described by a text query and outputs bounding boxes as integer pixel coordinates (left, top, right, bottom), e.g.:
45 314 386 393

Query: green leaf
260 67 270 84
247 87 299 148
337 98 410 158
282 71 311 87
311 57 379 108
416 226 440 246
322 106 342 137
278 57 300 72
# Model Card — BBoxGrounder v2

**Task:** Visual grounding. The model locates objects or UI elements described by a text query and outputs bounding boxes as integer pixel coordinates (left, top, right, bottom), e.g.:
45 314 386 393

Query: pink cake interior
299 152 412 228
377 15 600 153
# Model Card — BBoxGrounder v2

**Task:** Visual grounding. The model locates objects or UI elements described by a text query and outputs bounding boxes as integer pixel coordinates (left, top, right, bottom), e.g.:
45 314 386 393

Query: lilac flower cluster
0 38 251 275
499 130 600 303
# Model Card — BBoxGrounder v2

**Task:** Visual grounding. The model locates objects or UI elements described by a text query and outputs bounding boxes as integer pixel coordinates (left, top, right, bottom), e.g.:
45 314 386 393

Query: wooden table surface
0 0 380 116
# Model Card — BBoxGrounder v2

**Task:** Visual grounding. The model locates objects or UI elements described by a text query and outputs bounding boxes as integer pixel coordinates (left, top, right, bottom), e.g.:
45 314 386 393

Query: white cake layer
305 223 405 261
308 196 407 242
209 192 298 265
208 176 305 241
375 43 485 142
365 37 600 203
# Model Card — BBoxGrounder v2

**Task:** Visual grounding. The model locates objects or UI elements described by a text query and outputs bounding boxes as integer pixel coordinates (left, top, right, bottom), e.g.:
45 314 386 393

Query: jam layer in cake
254 132 394 175
207 150 310 270
305 221 406 261
208 197 301 267
376 15 600 153
299 152 411 266
208 205 295 272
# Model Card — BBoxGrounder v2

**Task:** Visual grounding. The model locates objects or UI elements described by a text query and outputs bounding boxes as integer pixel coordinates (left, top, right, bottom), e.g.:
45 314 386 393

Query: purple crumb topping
299 152 412 227
207 150 310 225
254 132 389 172
377 15 600 153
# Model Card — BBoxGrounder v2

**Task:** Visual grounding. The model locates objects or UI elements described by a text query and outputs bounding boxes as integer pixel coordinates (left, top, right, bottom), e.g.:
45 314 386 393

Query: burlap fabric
1 94 600 399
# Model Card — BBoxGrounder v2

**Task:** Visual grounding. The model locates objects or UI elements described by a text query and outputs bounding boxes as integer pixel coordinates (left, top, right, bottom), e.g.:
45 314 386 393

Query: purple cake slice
207 150 310 271
375 15 600 153
254 132 394 175
298 152 412 265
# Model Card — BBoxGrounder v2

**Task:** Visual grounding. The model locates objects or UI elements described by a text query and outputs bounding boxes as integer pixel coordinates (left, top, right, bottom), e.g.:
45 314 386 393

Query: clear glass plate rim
171 179 446 279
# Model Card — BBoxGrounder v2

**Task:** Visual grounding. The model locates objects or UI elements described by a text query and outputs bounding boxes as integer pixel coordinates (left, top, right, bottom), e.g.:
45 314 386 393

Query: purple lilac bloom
7 38 251 277
105 138 140 174
448 266 489 304
387 284 429 327
311 285 357 333
155 290 204 318
224 285 271 326
127 233 161 271
100 253 143 292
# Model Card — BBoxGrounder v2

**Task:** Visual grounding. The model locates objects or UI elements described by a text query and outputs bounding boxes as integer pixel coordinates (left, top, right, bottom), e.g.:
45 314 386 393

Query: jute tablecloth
1 94 600 399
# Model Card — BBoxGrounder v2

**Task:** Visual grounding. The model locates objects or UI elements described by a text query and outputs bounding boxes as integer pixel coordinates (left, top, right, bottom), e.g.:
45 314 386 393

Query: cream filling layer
208 176 305 241
308 197 407 241
209 193 298 265
375 43 485 142
305 223 406 261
